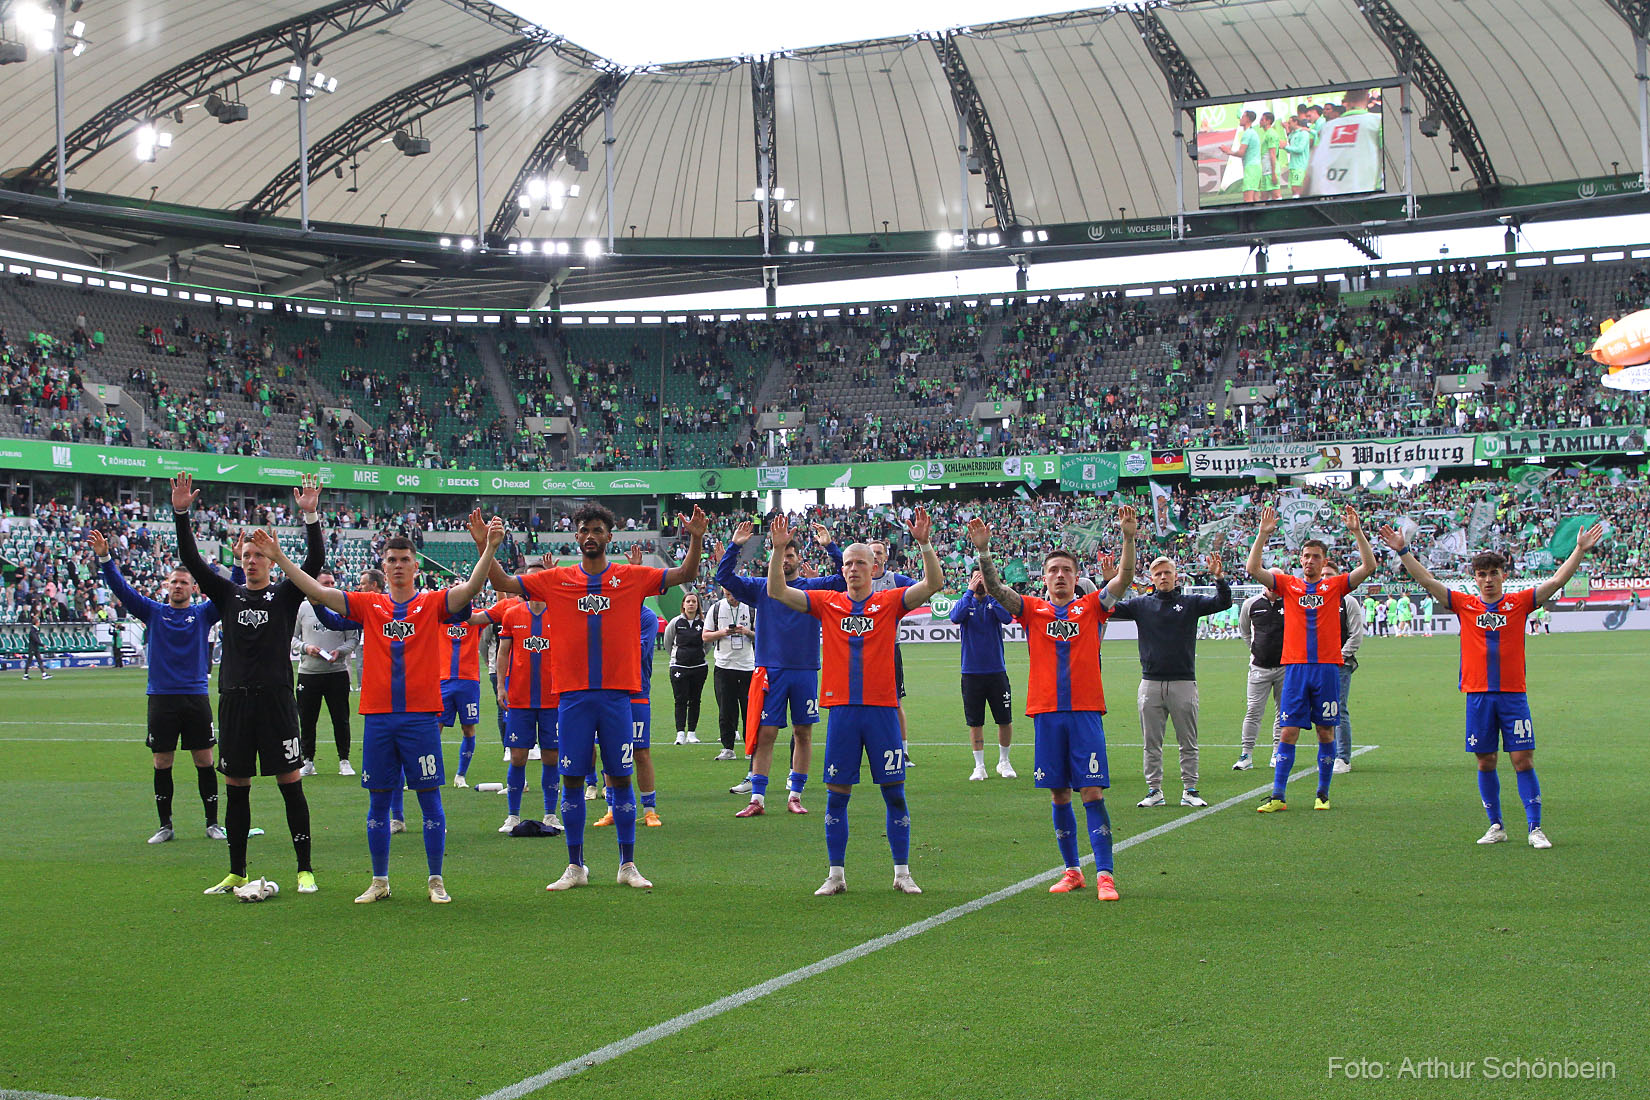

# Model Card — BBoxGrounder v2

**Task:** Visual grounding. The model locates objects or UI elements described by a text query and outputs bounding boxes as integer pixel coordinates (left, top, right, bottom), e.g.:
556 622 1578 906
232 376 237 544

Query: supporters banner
1058 453 1120 492
1486 427 1649 459
1187 435 1481 479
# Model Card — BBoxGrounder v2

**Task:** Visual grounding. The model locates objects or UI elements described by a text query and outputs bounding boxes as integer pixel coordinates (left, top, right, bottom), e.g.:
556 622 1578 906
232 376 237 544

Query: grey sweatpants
1139 679 1199 789
1241 664 1286 754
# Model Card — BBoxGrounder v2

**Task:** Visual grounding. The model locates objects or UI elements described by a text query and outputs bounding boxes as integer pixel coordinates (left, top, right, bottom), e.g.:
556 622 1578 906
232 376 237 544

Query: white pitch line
476 744 1380 1100
0 734 1260 750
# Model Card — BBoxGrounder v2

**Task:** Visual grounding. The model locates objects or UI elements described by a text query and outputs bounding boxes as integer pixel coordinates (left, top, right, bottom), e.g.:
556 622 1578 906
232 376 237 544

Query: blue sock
1273 742 1296 799
584 770 597 789
881 783 911 864
457 734 475 777
541 764 557 815
1084 799 1113 873
367 789 393 877
1478 769 1502 825
506 763 525 817
752 772 769 799
640 789 657 809
1052 800 1080 869
390 785 404 821
560 784 585 866
415 788 444 877
1515 768 1541 829
825 789 850 866
604 784 615 807
788 770 807 794
1316 741 1336 799
612 784 638 864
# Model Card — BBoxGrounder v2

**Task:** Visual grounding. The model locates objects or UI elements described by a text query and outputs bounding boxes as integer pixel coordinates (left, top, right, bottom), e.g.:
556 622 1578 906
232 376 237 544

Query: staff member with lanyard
705 587 756 772
664 592 709 746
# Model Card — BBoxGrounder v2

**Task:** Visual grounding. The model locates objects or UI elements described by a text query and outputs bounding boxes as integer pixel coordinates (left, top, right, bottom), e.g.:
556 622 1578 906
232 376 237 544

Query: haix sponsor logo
1476 612 1508 630
1298 594 1325 609
444 476 481 489
237 608 269 627
491 476 531 490
354 469 380 484
577 594 611 614
445 624 468 638
839 615 876 636
609 477 650 489
1044 620 1081 641
381 621 417 641
521 636 551 651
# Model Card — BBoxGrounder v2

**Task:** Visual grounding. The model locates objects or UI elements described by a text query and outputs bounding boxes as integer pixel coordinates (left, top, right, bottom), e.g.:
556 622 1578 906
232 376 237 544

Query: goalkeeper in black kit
171 472 325 899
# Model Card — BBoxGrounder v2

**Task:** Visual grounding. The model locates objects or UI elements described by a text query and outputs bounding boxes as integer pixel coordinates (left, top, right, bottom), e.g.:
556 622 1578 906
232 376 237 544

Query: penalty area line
477 744 1380 1100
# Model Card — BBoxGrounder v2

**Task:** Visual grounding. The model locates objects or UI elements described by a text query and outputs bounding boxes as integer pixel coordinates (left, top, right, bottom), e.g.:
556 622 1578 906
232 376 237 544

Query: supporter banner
1058 453 1120 492
1188 435 1481 478
1484 426 1649 459
0 439 1141 498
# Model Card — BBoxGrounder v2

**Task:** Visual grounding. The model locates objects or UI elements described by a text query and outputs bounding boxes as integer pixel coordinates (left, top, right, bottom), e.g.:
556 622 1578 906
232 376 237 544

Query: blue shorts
822 705 904 786
505 706 558 753
759 667 821 729
361 712 444 791
1032 711 1109 790
1465 692 1534 754
440 679 481 728
557 690 634 780
1280 664 1343 729
630 699 651 750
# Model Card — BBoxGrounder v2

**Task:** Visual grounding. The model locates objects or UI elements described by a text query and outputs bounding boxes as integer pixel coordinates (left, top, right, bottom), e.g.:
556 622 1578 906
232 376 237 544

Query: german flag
1151 450 1186 474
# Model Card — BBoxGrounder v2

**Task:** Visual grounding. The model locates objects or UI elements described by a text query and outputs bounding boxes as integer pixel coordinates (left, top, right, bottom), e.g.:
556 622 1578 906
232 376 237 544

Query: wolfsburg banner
0 439 1139 498
1483 426 1649 460
1188 436 1482 479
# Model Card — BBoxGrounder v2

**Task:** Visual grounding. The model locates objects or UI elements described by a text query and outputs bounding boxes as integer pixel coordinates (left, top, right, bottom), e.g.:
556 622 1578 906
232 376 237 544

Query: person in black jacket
663 593 708 745
172 472 324 898
1109 552 1232 808
1235 583 1286 771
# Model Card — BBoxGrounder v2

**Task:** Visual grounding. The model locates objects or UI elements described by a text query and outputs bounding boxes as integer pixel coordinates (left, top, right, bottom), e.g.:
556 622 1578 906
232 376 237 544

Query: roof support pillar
602 95 617 255
930 32 1016 230
472 79 487 250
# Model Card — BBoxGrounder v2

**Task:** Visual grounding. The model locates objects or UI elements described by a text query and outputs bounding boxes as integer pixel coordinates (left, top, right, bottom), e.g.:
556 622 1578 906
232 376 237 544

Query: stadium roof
0 0 1647 306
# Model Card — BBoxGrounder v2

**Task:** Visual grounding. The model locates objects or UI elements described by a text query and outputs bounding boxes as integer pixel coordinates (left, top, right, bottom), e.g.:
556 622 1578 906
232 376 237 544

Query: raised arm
965 517 1023 617
714 521 764 603
169 474 233 602
764 515 811 613
1104 505 1139 603
292 474 324 576
1343 505 1378 588
1376 524 1451 604
901 508 945 609
664 505 708 590
813 522 846 574
468 508 522 595
90 529 157 622
448 518 505 615
1247 506 1279 588
1195 552 1234 614
251 529 348 614
1534 522 1604 605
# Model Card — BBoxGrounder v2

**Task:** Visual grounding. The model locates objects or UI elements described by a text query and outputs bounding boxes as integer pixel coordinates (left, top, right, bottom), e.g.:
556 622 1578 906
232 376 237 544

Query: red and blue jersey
499 601 557 709
1016 591 1114 715
442 618 481 683
633 605 659 704
347 589 459 715
519 563 667 695
1449 588 1536 693
1270 572 1352 666
805 587 913 708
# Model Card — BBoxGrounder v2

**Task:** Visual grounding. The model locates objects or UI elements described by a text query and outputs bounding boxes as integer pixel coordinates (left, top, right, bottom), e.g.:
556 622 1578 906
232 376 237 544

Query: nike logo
216 463 238 474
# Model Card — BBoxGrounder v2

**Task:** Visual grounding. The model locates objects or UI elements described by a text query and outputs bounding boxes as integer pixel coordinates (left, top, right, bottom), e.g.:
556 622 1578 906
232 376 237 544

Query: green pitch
1 636 1644 1100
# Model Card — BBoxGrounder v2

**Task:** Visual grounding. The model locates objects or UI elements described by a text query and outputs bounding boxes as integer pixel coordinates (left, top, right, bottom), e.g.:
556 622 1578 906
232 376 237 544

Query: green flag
1546 516 1603 559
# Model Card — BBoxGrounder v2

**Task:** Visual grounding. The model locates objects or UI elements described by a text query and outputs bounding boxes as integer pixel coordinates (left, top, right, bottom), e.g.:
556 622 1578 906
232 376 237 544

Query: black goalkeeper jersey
173 511 323 693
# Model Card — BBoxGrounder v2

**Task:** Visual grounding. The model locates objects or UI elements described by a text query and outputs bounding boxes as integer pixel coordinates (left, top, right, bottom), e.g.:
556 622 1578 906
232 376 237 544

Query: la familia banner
1481 426 1649 460
1188 435 1483 479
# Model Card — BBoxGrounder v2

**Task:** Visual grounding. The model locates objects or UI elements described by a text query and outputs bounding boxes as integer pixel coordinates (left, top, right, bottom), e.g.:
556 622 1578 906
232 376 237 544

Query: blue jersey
949 590 1012 674
714 541 846 670
314 603 357 631
101 559 220 695
633 605 659 704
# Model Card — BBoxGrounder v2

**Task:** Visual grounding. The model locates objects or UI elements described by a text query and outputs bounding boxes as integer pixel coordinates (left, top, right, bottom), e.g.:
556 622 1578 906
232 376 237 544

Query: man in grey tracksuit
1109 554 1232 808
1235 584 1285 771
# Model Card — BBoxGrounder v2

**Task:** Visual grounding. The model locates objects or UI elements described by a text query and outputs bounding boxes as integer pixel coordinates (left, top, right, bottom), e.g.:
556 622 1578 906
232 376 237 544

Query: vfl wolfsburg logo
446 624 468 638
1298 594 1325 609
521 636 551 651
577 595 612 614
1044 621 1081 641
382 621 416 641
1475 613 1508 630
237 609 269 627
839 615 876 636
